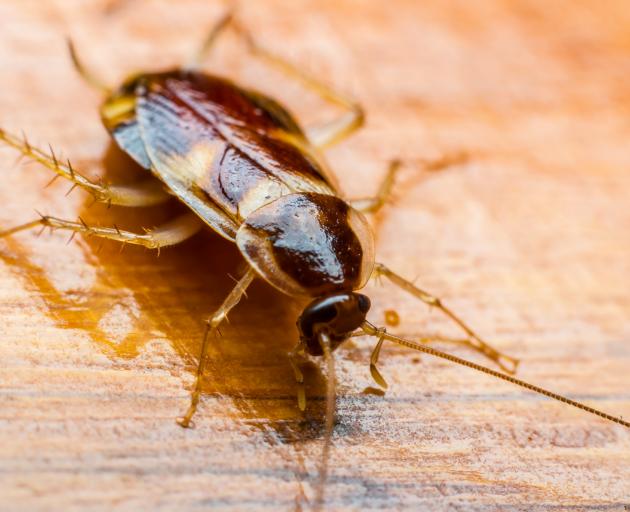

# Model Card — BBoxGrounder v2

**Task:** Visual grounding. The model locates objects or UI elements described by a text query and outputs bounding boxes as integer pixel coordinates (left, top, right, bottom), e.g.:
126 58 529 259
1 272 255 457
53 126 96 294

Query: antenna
313 332 336 511
361 321 630 428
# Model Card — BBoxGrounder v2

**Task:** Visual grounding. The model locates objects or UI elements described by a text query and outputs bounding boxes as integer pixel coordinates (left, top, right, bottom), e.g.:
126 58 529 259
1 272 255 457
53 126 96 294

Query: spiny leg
372 263 519 374
177 268 257 428
237 24 363 150
0 212 203 250
350 159 401 214
0 128 171 207
191 12 364 150
288 342 307 411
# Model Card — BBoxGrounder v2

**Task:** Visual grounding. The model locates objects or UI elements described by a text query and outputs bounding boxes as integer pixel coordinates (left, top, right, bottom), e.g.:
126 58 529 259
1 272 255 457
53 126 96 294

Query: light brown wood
1 1 629 510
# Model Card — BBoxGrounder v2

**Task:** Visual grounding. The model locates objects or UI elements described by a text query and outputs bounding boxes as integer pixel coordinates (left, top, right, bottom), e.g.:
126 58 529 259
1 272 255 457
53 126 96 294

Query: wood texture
1 1 629 510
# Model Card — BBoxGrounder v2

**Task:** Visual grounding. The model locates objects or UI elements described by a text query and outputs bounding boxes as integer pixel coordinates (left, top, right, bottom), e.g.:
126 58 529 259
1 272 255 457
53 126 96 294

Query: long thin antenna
313 332 336 511
361 322 630 428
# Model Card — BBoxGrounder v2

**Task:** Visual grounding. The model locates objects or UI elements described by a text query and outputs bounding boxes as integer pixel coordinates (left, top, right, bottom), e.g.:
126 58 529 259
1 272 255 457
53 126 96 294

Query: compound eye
357 294 371 314
298 298 339 341
298 293 367 356
308 301 338 327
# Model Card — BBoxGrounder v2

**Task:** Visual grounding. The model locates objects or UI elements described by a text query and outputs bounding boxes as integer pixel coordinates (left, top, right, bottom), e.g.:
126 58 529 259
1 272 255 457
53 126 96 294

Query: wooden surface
1 1 629 510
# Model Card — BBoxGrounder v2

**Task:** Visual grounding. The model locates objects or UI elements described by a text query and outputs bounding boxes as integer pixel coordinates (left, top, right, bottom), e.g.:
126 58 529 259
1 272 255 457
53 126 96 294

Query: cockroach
1 11 628 509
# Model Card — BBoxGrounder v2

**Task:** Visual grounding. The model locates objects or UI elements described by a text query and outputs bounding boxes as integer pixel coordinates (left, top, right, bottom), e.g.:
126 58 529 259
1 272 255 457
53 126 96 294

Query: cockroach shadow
82 142 330 441
0 140 329 442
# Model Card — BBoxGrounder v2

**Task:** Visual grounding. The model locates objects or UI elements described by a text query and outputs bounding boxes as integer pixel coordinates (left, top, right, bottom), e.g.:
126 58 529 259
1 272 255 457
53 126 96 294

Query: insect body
1 12 628 510
100 62 380 427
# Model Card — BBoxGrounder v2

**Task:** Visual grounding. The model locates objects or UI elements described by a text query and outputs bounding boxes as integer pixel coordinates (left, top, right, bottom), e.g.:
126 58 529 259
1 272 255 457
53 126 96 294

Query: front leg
288 342 307 411
372 263 520 374
177 268 257 428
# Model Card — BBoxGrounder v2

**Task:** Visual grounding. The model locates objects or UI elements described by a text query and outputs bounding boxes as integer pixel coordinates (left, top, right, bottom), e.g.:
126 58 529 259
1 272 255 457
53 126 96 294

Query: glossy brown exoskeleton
1 11 628 510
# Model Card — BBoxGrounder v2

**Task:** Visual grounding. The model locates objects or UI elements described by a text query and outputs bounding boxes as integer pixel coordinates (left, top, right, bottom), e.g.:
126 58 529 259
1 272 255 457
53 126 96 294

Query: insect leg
367 327 502 388
288 343 307 411
67 38 111 93
177 267 257 428
192 13 364 150
0 128 170 207
186 9 235 69
369 327 389 389
372 263 520 374
236 24 364 150
315 331 336 511
350 153 472 214
0 212 203 250
349 159 401 213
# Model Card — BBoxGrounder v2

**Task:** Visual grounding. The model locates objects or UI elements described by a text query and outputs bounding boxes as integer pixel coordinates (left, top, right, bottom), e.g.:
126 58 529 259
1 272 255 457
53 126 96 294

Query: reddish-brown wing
103 70 337 241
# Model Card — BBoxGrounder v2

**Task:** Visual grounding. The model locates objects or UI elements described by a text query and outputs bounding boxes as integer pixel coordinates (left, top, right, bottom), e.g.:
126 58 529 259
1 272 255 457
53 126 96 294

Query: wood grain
1 1 629 510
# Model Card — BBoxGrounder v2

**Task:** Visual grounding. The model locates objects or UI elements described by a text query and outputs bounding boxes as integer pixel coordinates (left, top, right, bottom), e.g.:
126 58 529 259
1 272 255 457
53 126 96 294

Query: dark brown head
297 292 371 356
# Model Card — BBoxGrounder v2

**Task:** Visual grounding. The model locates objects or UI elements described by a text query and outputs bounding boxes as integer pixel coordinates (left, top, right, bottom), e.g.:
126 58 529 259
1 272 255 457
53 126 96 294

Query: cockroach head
297 292 371 356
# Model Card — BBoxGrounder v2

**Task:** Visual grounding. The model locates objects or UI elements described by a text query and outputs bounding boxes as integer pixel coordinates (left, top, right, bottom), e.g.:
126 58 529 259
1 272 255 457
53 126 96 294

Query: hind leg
0 128 170 207
235 23 363 150
186 9 235 69
190 12 364 150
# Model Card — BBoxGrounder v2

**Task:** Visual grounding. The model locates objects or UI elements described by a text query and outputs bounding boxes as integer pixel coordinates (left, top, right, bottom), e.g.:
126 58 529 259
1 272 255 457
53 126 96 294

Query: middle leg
349 159 401 214
349 152 472 215
0 212 203 251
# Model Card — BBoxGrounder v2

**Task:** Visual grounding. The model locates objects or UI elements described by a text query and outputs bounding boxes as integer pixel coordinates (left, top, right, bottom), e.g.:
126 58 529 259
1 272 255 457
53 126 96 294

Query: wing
115 70 337 241
101 78 152 169
101 74 239 240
